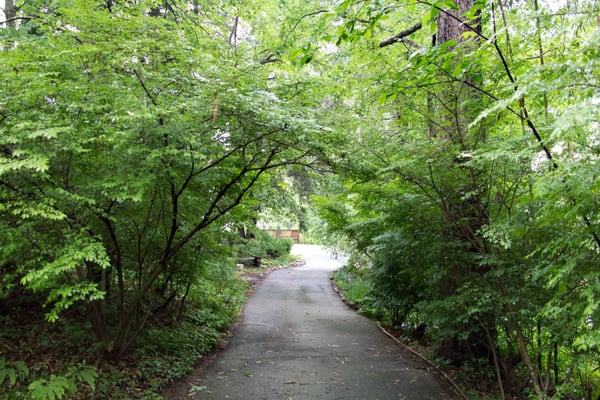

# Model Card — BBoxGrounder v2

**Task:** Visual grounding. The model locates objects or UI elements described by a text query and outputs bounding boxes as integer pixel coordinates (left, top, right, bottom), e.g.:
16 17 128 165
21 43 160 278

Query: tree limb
0 16 33 25
133 69 158 106
260 55 282 65
229 15 239 47
283 9 331 46
379 21 422 48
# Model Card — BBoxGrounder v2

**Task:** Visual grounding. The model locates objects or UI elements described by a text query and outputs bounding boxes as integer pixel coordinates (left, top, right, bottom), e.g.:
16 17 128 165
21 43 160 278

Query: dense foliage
315 0 600 398
0 0 327 397
1 258 247 399
2 0 600 398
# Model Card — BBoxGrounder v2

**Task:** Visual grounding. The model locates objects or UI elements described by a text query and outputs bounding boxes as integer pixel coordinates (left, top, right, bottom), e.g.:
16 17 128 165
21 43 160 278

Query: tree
0 0 333 360
0 0 16 28
3 0 600 397
312 0 600 397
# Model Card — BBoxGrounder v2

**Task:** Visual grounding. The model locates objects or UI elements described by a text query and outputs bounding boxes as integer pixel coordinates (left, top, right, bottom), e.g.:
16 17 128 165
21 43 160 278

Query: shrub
237 230 293 259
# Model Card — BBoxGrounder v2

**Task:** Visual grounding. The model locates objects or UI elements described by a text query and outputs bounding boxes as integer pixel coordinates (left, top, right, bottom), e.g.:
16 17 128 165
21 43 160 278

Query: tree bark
2 0 16 28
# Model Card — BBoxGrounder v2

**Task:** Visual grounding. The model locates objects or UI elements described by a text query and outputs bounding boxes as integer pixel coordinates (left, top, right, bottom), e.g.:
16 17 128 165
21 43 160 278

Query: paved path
168 244 459 400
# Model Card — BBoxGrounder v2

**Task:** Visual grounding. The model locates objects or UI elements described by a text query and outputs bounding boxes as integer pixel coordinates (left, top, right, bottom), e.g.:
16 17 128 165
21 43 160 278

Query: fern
66 363 98 392
28 375 72 400
0 359 29 387
26 363 97 400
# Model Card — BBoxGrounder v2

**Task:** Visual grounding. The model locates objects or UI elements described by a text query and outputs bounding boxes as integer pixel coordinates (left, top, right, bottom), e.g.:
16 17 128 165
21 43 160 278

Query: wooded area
1 0 599 398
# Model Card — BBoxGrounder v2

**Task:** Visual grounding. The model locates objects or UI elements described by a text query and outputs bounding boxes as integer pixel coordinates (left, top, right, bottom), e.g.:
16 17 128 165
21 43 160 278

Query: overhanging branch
0 16 33 25
283 9 331 46
379 21 422 48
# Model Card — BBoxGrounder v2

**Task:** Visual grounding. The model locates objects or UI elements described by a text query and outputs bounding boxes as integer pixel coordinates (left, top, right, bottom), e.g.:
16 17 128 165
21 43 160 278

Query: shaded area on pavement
165 244 459 400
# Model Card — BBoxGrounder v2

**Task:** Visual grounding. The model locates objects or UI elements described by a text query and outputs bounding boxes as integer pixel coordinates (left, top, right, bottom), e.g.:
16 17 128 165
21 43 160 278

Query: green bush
331 265 374 310
264 236 294 258
237 230 293 260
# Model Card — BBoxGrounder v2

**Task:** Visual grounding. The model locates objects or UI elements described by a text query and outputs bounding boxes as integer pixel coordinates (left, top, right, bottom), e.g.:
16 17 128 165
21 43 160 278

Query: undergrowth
331 265 375 316
331 264 498 400
1 232 298 399
0 268 247 400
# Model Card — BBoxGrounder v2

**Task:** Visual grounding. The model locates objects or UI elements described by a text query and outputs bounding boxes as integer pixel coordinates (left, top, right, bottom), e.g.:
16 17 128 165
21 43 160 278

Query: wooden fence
266 229 300 244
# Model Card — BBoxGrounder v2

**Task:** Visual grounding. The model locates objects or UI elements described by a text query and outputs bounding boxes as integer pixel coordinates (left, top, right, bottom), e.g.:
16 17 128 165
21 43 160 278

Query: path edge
330 276 468 400
161 259 305 399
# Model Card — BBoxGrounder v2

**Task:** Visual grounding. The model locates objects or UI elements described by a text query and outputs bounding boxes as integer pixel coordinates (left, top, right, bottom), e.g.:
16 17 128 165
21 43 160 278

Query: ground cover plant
1 257 248 399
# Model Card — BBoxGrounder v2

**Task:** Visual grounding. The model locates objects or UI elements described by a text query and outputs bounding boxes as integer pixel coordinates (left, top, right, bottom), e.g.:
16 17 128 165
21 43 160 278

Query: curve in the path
168 244 460 400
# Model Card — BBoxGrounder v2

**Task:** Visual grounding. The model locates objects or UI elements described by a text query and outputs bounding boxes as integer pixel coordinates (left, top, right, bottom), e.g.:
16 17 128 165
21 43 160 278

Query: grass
331 265 372 307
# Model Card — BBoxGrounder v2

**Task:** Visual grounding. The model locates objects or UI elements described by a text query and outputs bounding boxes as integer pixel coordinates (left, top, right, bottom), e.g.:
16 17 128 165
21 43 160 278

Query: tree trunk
433 0 496 367
3 0 16 28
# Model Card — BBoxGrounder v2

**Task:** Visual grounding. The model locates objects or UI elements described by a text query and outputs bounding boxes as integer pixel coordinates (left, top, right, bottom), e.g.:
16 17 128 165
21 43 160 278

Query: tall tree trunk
433 0 495 367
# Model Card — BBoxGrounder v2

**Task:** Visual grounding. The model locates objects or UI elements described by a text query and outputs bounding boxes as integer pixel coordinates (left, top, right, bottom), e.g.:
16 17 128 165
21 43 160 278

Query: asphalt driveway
166 244 460 399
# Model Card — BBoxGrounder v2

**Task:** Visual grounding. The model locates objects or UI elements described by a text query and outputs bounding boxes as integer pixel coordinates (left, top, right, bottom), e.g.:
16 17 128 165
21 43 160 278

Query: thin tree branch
0 16 33 24
379 21 422 48
260 55 282 65
166 152 277 261
283 9 331 46
229 15 239 47
133 69 158 106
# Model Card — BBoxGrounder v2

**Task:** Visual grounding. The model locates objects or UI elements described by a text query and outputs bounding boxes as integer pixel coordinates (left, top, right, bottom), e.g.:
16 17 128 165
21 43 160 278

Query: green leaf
441 39 458 51
336 0 351 13
422 7 439 27
13 361 29 376
442 0 459 10
0 360 29 386
8 368 16 386
76 366 98 391
27 126 71 140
